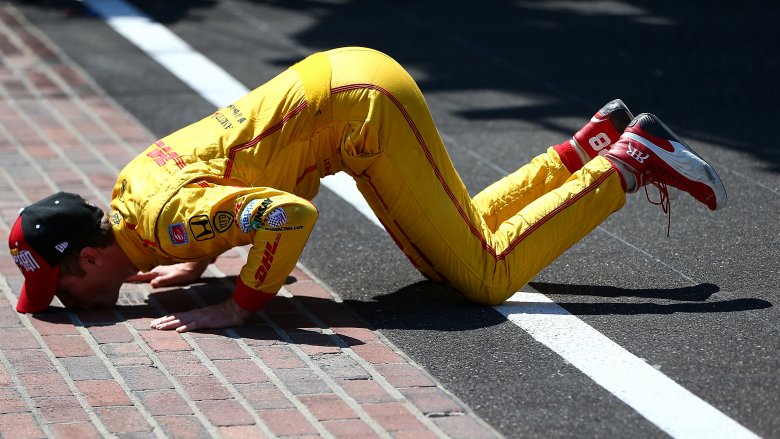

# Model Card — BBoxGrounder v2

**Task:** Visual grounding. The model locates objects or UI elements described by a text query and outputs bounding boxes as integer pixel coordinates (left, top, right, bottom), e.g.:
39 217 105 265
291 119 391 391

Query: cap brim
15 260 59 314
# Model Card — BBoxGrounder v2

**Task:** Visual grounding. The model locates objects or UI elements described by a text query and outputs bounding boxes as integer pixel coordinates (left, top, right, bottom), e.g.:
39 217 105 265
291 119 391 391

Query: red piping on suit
223 82 614 262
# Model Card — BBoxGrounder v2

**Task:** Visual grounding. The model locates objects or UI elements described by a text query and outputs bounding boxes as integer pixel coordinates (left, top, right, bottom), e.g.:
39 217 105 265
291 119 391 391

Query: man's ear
79 247 103 271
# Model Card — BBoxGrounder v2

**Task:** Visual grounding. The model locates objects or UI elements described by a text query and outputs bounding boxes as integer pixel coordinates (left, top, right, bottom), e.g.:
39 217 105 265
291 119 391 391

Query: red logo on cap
11 248 40 272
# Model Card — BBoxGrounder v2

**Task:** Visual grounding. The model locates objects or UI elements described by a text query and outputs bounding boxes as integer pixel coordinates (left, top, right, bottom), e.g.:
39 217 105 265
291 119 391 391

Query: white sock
606 157 638 192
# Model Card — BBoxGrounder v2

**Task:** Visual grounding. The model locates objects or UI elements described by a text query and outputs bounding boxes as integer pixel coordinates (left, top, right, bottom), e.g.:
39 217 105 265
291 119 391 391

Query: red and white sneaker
572 99 635 158
604 113 727 211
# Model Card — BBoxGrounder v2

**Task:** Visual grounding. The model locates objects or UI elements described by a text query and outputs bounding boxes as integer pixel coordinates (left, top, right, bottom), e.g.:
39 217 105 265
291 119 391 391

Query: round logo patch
266 207 288 228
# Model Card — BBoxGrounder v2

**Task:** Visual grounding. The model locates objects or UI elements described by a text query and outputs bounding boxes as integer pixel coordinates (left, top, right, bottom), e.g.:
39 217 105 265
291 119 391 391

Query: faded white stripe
495 293 759 439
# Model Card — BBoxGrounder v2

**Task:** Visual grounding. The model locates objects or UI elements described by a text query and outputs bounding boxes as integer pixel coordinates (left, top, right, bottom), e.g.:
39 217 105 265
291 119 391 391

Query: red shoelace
644 181 672 237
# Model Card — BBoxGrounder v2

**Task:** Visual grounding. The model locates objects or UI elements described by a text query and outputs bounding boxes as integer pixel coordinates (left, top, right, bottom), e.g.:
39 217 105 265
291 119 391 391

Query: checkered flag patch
266 207 288 228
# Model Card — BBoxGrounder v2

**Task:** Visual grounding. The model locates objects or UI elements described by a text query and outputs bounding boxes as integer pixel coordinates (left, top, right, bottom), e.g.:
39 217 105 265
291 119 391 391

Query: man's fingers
150 315 176 326
127 271 160 283
151 315 186 330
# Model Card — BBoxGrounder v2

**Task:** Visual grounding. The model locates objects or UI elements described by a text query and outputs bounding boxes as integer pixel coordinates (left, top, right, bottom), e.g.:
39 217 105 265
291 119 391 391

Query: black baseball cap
8 192 104 313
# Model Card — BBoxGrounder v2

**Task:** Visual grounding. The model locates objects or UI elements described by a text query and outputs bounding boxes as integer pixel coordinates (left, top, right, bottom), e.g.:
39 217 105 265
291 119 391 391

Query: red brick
285 279 331 300
432 415 495 439
35 396 89 423
95 406 152 434
234 325 285 347
43 334 93 357
236 383 293 410
393 430 440 439
0 413 45 438
323 419 381 439
117 365 173 391
259 409 318 436
333 326 379 344
213 359 269 384
311 353 370 381
253 346 305 369
274 368 330 395
60 356 111 381
122 311 157 331
156 415 210 438
362 402 427 432
299 394 357 421
351 341 405 364
73 308 119 325
140 330 191 351
17 372 70 397
156 351 210 376
0 388 27 414
338 379 394 404
399 387 465 415
75 380 132 407
219 424 269 439
0 363 11 387
290 331 341 355
4 349 55 374
0 328 39 349
88 324 133 343
373 364 436 388
179 375 232 401
99 342 148 361
196 338 248 360
48 422 101 439
269 312 316 329
137 389 192 416
197 399 254 426
0 302 21 328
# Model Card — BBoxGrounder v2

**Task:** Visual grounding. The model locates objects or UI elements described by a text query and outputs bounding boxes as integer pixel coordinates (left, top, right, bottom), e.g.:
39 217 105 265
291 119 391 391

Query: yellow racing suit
110 47 627 311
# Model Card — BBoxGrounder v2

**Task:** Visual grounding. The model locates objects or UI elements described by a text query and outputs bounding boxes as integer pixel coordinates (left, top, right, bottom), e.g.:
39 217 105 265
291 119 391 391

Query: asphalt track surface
11 0 780 437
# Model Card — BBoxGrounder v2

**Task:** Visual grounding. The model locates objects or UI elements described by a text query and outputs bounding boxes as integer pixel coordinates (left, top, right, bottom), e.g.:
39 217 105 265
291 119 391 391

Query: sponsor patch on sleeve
238 199 260 233
168 223 190 245
265 207 288 228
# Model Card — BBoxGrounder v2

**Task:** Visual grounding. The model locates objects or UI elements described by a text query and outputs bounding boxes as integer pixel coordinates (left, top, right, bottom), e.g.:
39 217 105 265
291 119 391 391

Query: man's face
56 267 126 310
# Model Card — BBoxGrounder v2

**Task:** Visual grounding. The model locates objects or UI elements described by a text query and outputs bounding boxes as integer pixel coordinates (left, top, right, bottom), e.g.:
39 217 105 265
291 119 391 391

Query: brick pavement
0 5 500 438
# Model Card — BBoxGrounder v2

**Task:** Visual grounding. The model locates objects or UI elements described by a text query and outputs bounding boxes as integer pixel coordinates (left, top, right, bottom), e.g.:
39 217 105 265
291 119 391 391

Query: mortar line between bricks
0 22 108 200
183 268 337 439
208 263 445 438
143 291 278 438
110 299 228 439
0 277 113 437
0 99 60 193
258 296 396 439
0 164 32 208
294 263 505 437
3 5 154 157
67 312 169 438
0 317 54 438
0 30 114 208
274 287 451 438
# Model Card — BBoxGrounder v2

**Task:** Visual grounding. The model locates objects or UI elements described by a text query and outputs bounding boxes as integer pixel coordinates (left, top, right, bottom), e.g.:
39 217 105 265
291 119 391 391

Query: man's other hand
149 298 252 332
127 261 210 287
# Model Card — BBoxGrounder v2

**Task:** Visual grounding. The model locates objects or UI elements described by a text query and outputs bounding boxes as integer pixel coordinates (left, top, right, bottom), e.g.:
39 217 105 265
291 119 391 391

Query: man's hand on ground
127 261 210 288
150 298 252 332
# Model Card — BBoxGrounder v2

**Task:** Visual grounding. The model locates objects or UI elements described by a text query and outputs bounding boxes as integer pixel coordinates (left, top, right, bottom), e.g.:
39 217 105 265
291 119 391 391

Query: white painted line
322 173 382 228
495 293 759 439
83 0 247 107
82 1 759 437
